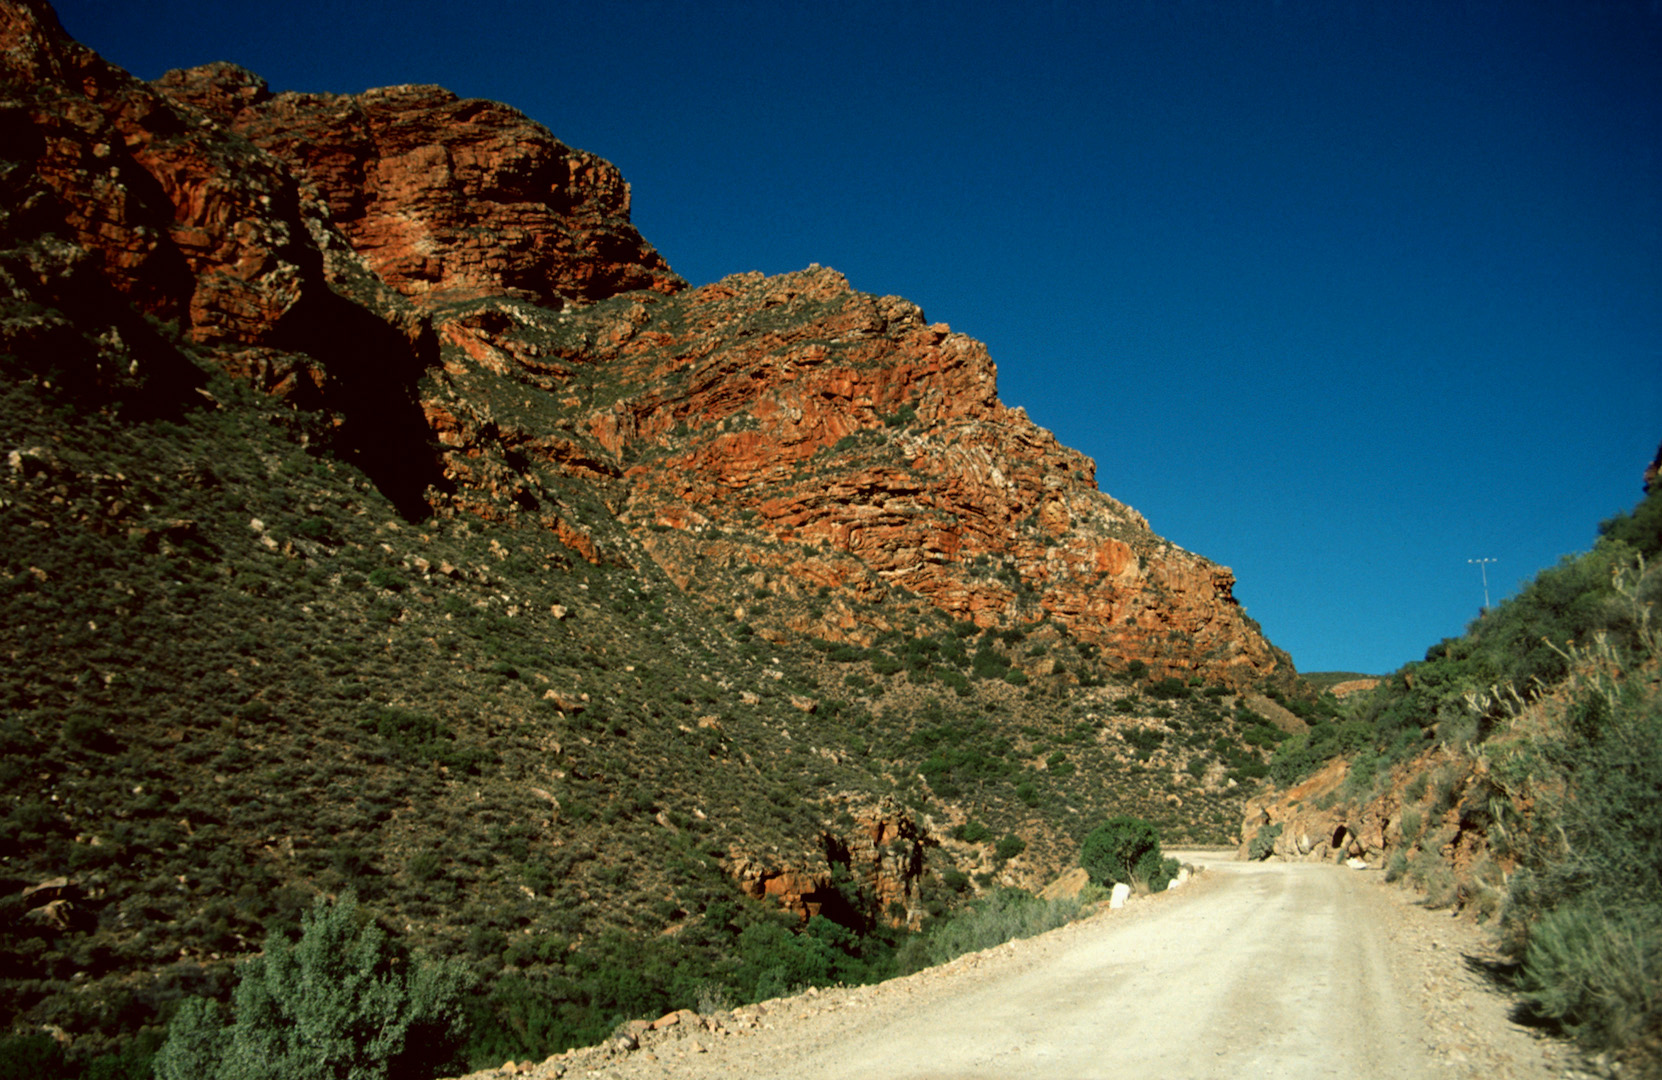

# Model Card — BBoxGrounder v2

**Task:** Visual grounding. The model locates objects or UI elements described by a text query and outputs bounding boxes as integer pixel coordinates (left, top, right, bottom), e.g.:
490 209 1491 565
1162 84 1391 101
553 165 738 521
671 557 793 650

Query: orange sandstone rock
153 62 683 309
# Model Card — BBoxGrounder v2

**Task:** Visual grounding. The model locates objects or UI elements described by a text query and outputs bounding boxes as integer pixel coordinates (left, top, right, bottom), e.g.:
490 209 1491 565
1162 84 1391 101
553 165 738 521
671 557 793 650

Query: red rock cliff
2 0 1289 687
153 62 683 309
426 267 1291 684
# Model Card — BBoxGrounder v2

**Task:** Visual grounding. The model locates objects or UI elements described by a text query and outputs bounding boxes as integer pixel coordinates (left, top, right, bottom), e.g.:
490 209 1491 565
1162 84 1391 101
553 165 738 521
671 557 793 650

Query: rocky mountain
2 2 1285 684
0 0 1301 1070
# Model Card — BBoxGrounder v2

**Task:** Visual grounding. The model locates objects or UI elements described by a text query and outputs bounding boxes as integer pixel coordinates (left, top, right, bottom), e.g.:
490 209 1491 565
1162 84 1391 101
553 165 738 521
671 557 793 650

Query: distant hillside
0 1 1308 1073
1299 671 1379 691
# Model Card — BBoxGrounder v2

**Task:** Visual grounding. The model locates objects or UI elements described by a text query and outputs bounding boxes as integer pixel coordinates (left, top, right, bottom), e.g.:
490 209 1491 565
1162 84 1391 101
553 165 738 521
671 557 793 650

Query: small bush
1145 677 1190 700
1398 808 1423 846
1517 900 1662 1049
0 1034 69 1080
153 892 469 1080
1247 822 1282 861
994 833 1027 862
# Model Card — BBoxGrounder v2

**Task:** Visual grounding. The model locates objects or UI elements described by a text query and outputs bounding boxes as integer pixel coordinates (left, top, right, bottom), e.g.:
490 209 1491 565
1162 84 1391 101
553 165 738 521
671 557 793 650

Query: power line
1468 557 1497 611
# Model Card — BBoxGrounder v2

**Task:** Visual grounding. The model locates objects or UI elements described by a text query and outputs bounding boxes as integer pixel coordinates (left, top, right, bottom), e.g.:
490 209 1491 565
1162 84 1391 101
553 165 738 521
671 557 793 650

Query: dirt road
488 856 1589 1080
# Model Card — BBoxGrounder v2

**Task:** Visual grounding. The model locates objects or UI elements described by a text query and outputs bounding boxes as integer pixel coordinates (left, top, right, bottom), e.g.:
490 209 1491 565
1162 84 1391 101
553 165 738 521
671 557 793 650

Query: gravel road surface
473 855 1592 1080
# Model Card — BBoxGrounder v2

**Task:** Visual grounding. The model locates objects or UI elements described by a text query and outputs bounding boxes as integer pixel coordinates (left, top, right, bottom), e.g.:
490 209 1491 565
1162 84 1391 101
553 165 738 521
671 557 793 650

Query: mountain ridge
0 0 1306 1069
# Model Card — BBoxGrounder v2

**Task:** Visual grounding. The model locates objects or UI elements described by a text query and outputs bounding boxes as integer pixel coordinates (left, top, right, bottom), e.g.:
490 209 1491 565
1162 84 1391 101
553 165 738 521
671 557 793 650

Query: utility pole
1468 557 1497 611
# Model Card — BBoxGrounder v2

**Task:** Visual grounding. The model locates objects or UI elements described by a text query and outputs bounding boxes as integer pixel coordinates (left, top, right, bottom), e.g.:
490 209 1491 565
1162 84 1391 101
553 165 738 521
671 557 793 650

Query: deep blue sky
52 0 1662 675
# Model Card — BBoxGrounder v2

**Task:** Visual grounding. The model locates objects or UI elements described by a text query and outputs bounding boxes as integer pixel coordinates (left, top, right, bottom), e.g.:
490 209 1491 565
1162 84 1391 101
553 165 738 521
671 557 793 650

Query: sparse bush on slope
1493 563 1662 1057
920 889 1083 966
153 892 469 1080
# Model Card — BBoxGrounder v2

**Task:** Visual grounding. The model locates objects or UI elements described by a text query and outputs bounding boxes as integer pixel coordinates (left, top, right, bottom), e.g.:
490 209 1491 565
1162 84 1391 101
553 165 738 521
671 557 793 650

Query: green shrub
1398 808 1423 846
0 1034 69 1080
151 998 230 1080
922 889 1080 965
1247 822 1282 861
153 892 469 1080
1145 677 1190 700
994 833 1027 862
1499 628 1662 1058
1080 815 1163 886
970 646 1010 679
1516 900 1662 1049
1241 723 1287 749
1135 851 1180 892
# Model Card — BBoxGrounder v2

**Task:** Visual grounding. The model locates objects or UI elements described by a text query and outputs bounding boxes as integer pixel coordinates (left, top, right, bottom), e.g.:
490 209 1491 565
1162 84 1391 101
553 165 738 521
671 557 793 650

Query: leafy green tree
153 892 469 1080
1080 815 1162 888
151 999 230 1080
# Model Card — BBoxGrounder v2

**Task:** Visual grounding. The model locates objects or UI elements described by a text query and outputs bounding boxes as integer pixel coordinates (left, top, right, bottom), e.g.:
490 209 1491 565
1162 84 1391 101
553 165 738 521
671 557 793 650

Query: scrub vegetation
0 338 1311 1077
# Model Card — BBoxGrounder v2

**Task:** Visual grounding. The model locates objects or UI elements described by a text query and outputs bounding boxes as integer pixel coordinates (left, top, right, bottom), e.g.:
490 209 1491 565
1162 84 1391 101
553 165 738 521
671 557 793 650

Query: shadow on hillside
281 288 450 521
0 267 207 422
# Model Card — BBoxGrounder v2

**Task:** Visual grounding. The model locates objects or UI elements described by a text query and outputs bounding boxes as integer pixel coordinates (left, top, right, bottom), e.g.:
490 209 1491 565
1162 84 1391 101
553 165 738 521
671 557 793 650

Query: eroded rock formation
727 801 931 928
419 268 1291 684
154 62 683 308
2 0 1287 685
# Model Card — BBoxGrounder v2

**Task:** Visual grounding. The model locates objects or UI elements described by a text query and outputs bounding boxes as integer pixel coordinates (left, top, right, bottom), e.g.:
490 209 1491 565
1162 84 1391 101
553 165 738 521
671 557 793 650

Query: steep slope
137 59 1284 689
405 268 1286 687
1 1 1301 1070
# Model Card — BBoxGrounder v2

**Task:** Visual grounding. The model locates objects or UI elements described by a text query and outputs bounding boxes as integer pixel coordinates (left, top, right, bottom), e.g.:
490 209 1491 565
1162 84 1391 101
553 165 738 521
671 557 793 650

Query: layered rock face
1 0 1290 688
154 62 683 308
423 268 1290 683
1 0 324 345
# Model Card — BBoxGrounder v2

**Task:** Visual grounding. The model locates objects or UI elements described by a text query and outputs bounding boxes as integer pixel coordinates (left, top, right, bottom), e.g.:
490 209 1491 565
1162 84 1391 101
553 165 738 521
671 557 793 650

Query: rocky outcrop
152 62 683 309
424 267 1291 684
3 0 1291 690
0 0 328 345
1239 748 1507 885
727 801 931 928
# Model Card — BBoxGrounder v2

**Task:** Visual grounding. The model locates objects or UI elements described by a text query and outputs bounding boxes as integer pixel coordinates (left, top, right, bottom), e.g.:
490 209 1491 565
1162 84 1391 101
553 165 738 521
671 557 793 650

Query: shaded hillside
0 0 1303 1071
